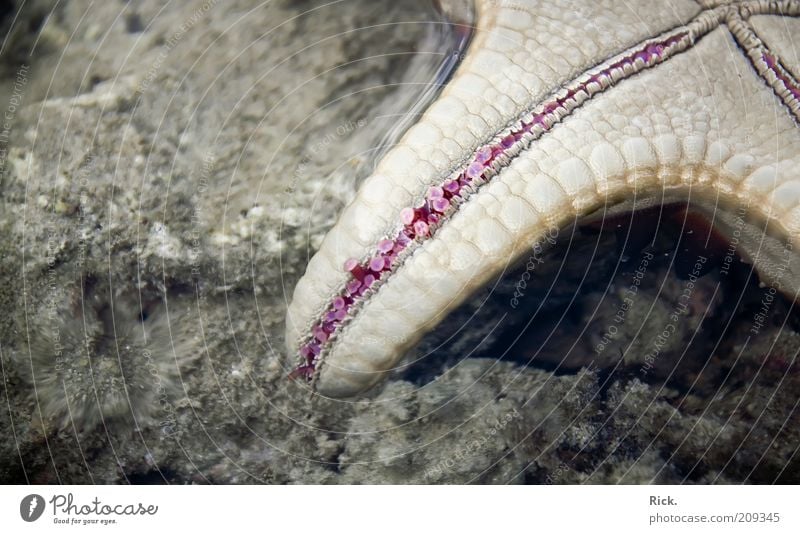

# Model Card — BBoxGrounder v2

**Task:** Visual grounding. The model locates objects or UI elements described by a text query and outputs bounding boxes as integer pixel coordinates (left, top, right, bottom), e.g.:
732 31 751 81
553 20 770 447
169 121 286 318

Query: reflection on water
363 0 475 176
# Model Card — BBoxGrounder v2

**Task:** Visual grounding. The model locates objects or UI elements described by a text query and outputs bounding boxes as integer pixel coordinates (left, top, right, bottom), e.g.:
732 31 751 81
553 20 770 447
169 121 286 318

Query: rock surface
0 0 798 484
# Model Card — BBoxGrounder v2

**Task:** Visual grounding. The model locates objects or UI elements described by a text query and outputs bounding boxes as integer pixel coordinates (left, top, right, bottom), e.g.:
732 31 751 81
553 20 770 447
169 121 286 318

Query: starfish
286 0 800 397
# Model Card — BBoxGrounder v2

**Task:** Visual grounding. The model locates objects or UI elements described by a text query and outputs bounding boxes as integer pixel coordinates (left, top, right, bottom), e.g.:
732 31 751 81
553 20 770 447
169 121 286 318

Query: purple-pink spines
333 308 347 321
645 43 664 59
531 114 549 130
344 257 359 272
475 146 492 164
428 186 444 200
400 207 415 225
431 197 450 213
332 296 346 310
346 279 362 295
443 179 461 195
378 238 394 253
396 231 411 248
666 33 685 47
413 220 430 237
300 344 314 361
363 274 376 288
345 261 368 280
500 134 515 149
760 54 800 100
466 161 484 179
314 329 328 343
634 51 651 64
291 364 314 380
587 72 606 85
369 256 385 272
543 101 560 114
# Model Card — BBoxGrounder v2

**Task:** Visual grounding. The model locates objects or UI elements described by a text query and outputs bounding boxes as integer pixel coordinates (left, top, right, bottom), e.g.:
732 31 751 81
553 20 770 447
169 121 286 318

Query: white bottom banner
1 485 796 533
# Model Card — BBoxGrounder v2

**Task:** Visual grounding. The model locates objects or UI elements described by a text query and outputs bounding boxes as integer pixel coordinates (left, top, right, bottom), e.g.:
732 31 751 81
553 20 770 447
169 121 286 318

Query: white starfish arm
287 0 800 397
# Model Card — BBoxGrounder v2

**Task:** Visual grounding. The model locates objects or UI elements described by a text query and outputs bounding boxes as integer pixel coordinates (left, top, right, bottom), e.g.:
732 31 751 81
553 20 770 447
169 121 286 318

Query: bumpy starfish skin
287 0 800 397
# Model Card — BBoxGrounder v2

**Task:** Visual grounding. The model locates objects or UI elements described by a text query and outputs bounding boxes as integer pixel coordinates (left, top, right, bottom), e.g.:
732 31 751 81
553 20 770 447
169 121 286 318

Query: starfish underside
286 0 800 397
